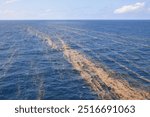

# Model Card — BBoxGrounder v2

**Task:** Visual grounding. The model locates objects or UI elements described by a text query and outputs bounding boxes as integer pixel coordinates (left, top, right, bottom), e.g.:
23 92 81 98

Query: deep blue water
0 20 150 99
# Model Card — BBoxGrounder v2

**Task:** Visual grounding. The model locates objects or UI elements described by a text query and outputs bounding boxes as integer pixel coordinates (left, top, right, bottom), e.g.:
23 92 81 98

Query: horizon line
0 19 150 21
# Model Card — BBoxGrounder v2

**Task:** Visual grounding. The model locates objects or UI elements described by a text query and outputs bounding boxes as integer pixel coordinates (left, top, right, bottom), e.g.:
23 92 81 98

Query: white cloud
0 0 20 19
3 10 15 16
4 0 18 5
0 9 17 19
45 9 51 13
114 2 145 14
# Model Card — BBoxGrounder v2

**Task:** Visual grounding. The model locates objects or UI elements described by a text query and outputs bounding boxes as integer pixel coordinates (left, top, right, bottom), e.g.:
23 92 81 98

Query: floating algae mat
0 20 150 99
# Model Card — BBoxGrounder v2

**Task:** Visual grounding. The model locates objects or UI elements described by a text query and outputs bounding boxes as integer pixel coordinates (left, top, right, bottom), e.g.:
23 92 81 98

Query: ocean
0 20 150 100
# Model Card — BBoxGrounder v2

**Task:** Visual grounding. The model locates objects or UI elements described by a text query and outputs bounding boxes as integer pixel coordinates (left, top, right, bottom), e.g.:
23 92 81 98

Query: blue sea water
0 20 150 100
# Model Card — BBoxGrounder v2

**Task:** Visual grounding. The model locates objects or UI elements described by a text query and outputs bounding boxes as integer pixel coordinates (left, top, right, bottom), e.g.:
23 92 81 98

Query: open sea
0 20 150 100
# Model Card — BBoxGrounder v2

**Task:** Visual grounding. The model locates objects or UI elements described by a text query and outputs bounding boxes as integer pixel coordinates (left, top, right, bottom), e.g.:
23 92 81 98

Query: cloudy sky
0 0 150 19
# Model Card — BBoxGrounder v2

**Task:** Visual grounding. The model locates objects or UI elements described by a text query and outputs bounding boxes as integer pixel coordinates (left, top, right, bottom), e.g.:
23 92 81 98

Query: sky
0 0 150 20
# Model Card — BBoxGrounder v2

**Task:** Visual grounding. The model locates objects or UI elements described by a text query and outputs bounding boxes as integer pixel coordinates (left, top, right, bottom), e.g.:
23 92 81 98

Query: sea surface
0 20 150 100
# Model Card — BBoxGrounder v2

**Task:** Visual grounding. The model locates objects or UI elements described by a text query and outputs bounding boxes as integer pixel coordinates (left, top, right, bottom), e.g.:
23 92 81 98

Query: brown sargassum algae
27 27 150 100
